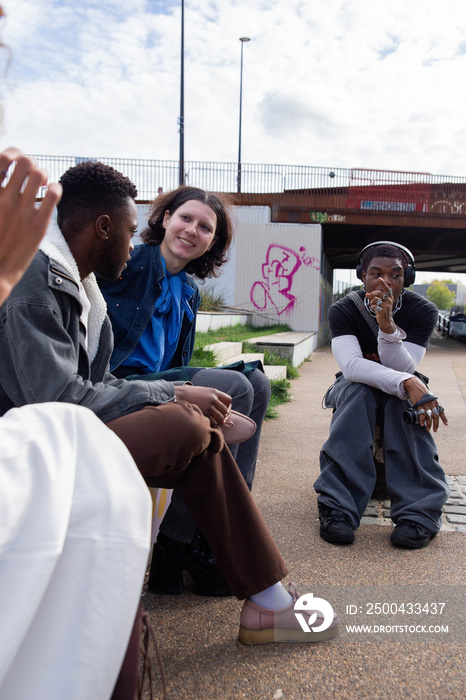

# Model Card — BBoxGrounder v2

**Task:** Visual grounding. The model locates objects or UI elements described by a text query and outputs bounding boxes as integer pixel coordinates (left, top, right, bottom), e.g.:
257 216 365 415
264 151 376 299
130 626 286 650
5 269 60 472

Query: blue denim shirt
98 244 201 373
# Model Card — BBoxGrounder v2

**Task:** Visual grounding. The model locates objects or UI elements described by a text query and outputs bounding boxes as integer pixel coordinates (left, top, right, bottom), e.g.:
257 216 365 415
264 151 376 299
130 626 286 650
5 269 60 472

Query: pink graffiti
299 246 321 269
250 244 304 315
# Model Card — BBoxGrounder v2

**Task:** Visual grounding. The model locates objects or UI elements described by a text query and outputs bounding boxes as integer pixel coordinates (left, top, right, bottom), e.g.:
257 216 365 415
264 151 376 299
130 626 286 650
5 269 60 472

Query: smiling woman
99 185 235 379
98 185 276 594
142 185 234 279
160 199 218 274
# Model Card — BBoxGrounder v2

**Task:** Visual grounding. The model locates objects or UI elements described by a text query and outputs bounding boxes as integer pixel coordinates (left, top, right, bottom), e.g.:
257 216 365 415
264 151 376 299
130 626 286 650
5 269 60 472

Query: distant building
411 282 466 306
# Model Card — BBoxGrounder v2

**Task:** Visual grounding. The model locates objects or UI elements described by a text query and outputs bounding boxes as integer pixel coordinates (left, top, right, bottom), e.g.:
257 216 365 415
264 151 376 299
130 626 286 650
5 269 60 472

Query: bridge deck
234 191 466 273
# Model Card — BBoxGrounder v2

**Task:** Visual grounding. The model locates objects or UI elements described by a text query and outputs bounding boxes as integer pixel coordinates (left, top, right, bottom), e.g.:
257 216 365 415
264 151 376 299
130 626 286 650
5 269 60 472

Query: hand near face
0 148 62 305
174 384 232 427
365 276 397 333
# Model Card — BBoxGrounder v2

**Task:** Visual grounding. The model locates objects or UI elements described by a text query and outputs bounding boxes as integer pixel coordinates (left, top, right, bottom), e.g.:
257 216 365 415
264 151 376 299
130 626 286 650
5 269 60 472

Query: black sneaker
390 520 437 549
318 503 355 544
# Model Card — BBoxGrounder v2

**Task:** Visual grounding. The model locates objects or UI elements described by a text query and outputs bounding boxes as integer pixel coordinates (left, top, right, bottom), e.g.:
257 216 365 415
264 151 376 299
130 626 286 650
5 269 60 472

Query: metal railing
29 154 466 218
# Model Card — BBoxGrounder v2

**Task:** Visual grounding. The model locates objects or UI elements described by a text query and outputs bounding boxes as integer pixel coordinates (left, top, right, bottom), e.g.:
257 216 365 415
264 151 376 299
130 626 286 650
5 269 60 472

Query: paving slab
142 331 466 699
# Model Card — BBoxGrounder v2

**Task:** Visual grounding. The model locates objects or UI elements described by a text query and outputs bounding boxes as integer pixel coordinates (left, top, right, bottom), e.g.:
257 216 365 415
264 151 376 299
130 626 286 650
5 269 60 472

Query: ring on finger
426 409 432 418
417 408 426 415
437 404 445 413
431 407 439 416
376 298 383 307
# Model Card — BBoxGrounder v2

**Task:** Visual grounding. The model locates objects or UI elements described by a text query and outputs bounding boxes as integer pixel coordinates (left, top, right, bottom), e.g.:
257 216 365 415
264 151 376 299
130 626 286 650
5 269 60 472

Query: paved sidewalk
142 332 466 700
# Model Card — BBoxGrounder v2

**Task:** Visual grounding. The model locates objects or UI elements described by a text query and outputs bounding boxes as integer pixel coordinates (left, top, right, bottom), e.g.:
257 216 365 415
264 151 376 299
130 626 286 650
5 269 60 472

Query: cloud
376 34 401 60
2 0 466 177
258 91 336 141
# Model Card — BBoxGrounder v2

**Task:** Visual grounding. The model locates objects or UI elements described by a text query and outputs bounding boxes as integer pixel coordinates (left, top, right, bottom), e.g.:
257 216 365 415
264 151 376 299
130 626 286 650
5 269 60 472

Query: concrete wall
195 311 250 333
317 248 333 346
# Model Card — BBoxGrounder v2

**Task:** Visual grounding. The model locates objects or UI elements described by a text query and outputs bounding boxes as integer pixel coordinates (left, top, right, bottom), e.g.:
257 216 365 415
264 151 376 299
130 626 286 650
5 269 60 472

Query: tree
426 280 456 311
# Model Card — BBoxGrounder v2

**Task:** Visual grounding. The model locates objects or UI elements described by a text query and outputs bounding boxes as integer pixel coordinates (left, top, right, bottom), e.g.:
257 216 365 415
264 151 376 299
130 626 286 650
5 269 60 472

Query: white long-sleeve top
332 330 425 399
329 290 437 400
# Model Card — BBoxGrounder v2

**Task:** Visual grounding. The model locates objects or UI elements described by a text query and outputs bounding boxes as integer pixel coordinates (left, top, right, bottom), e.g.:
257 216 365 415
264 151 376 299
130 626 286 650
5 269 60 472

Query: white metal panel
197 234 237 306
134 204 150 245
234 222 322 331
196 206 270 306
233 206 271 224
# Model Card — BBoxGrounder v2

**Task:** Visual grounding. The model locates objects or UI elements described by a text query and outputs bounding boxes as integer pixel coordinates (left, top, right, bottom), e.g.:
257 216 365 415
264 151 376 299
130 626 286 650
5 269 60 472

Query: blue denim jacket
98 244 201 373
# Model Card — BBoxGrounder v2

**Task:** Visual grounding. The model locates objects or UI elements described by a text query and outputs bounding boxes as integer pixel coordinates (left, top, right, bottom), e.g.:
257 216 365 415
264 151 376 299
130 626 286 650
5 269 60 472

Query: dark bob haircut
57 161 137 237
141 186 234 280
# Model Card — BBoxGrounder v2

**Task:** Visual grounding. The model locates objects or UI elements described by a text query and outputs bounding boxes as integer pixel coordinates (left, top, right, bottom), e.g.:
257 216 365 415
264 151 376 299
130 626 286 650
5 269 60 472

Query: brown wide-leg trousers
107 401 288 600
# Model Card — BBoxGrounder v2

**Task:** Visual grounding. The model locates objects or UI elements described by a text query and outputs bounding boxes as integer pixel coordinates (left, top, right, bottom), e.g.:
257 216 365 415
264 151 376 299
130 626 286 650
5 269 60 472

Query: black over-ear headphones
356 240 416 287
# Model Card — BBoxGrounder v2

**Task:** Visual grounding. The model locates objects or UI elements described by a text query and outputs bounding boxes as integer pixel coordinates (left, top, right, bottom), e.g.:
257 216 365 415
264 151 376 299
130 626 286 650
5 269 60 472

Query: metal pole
237 37 250 194
179 0 185 185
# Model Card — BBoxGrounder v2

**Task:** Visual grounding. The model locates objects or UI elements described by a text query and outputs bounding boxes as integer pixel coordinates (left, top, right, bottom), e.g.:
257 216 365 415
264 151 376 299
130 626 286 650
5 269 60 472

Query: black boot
318 503 355 544
148 529 232 596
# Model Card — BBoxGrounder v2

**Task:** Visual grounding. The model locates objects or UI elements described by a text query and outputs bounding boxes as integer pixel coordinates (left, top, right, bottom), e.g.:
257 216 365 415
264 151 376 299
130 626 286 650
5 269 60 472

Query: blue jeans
314 376 449 533
160 367 271 542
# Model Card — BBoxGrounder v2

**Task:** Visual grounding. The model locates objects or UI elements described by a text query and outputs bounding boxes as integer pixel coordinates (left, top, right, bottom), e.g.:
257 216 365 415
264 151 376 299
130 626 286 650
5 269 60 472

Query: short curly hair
141 186 234 280
57 161 137 236
361 243 410 275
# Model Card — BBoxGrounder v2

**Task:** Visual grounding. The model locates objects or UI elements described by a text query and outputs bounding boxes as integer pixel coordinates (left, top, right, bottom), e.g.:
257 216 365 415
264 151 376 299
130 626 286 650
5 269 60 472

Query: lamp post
179 0 185 185
237 37 250 194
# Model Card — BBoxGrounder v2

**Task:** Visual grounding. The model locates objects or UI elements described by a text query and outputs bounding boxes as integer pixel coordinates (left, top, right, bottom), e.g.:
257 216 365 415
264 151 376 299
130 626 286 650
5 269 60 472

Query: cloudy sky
2 0 466 178
2 0 466 285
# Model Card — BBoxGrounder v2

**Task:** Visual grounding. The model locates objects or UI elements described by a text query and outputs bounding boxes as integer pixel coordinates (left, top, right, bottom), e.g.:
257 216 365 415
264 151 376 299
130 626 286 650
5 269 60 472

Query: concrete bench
247 331 317 368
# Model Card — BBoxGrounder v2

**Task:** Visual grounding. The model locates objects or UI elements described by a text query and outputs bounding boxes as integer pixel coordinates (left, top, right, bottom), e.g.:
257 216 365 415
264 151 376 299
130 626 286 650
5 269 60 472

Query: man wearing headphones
314 241 449 549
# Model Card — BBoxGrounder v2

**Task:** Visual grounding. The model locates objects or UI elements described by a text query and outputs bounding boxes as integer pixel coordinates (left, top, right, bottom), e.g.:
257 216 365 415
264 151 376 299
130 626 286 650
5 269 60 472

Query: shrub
199 289 225 311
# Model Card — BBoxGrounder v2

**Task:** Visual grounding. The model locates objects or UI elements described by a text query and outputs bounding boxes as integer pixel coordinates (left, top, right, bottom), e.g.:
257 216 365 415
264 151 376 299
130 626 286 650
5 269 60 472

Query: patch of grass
192 322 297 419
189 347 218 367
242 342 299 380
194 323 291 350
241 341 258 353
263 350 299 380
266 378 292 420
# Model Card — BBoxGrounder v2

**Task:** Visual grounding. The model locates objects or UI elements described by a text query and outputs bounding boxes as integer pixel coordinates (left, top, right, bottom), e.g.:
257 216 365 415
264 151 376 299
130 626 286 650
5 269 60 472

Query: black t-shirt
329 290 437 357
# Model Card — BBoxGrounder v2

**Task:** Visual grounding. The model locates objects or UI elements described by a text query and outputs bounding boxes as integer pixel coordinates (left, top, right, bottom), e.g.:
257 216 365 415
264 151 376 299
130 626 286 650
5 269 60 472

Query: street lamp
179 0 185 185
237 37 250 194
